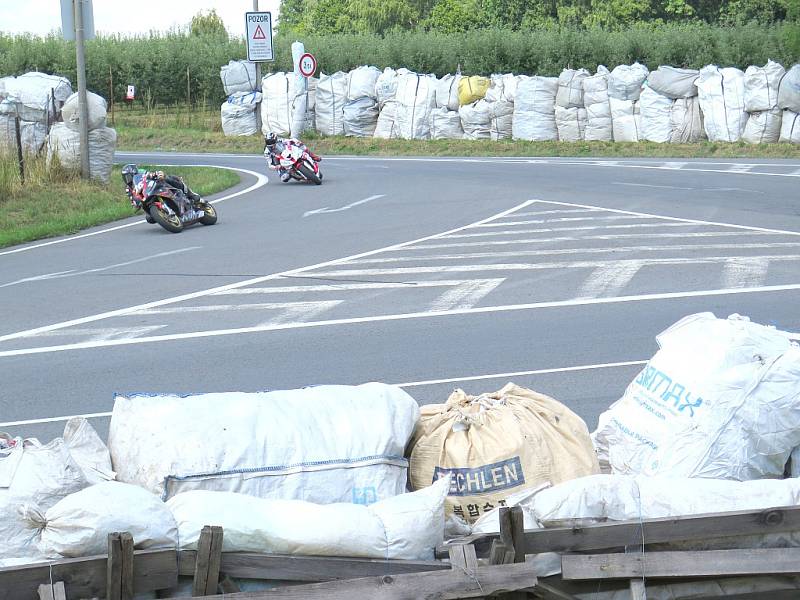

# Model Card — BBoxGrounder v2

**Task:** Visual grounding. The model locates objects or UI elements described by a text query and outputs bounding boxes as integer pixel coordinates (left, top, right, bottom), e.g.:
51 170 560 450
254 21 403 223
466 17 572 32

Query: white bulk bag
4 72 72 123
374 100 400 139
62 417 115 486
609 97 641 142
61 91 107 131
108 383 420 503
646 66 699 99
168 477 449 560
556 68 589 108
778 64 800 113
512 76 558 141
47 123 117 183
260 72 293 136
429 107 463 140
744 60 785 112
376 67 405 107
395 73 436 140
640 86 673 143
554 106 587 141
221 91 262 137
490 99 514 140
742 108 782 144
669 96 705 143
315 71 348 136
435 74 461 111
485 73 518 103
696 66 748 142
346 65 381 101
0 112 46 154
343 97 379 137
583 66 612 141
459 99 492 139
33 481 177 558
220 60 259 95
593 313 800 480
780 109 800 143
607 63 648 101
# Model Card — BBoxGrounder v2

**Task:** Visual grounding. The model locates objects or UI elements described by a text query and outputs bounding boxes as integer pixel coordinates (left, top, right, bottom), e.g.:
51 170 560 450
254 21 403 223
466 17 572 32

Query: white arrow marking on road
303 194 385 217
429 278 505 312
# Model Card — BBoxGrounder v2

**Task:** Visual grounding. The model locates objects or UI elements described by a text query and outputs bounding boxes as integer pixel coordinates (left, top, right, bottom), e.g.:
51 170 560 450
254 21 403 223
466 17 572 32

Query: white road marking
213 280 500 294
0 358 649 428
728 164 753 173
503 209 604 217
26 326 168 342
314 255 800 276
429 278 505 311
613 182 693 190
133 301 342 315
0 198 536 344
0 248 200 288
476 215 646 227
3 282 800 358
257 301 342 326
303 194 385 217
442 223 699 240
0 166 267 257
662 162 688 169
408 231 774 251
579 261 644 298
722 257 770 288
349 243 800 265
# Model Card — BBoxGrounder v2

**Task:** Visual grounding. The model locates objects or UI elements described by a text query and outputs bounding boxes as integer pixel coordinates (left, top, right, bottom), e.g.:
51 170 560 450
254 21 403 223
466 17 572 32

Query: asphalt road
2 154 800 442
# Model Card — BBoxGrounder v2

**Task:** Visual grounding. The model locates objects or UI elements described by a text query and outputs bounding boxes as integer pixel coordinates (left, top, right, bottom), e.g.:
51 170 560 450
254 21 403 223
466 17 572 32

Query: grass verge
0 155 239 249
113 105 800 159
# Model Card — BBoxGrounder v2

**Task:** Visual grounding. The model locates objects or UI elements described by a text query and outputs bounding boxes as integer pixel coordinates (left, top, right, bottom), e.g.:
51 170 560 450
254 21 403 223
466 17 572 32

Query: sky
0 0 282 37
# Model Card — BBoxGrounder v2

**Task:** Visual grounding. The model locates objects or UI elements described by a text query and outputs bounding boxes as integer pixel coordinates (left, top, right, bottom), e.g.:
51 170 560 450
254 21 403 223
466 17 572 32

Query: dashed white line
428 279 505 312
578 261 644 298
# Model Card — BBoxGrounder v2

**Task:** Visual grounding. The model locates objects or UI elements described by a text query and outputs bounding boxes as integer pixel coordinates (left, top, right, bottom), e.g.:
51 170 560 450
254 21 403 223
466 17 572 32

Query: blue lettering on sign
432 457 525 496
352 486 378 505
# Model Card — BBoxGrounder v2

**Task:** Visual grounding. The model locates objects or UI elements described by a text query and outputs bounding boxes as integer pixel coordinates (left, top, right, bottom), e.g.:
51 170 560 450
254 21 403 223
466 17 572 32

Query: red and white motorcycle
274 140 323 185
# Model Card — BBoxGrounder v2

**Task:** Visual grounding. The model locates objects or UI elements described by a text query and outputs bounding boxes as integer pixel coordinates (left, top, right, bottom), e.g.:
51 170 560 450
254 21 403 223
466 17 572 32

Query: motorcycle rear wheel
199 203 218 225
149 204 184 233
298 163 322 185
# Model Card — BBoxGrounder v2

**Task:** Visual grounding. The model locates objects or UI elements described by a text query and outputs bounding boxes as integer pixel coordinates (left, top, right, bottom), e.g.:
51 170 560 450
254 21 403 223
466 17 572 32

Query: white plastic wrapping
742 108 782 144
459 99 492 139
512 76 558 141
435 74 461 111
554 106 587 141
485 73 518 103
0 112 46 154
593 313 800 480
640 86 673 143
108 383 420 503
374 100 400 139
669 96 705 143
375 67 405 107
167 477 449 560
260 72 293 136
220 60 259 95
646 66 699 99
61 91 107 131
556 68 589 108
315 71 348 136
609 97 641 142
47 123 117 183
744 60 785 112
780 109 800 143
583 66 612 141
62 417 115 485
696 66 748 142
33 481 177 558
221 91 262 136
778 64 800 113
343 97 379 137
1 72 72 123
429 107 463 139
346 65 381 101
607 63 648 101
395 72 436 140
490 99 514 140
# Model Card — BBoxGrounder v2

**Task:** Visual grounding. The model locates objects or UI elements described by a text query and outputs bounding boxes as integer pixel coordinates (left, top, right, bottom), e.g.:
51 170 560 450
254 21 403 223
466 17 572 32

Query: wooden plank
525 505 800 554
52 582 66 600
448 545 482 600
527 581 581 600
562 548 800 580
37 582 67 600
499 507 526 600
120 532 134 600
192 526 223 596
510 507 525 564
219 575 242 593
107 533 123 600
177 551 450 581
0 549 177 600
162 562 539 599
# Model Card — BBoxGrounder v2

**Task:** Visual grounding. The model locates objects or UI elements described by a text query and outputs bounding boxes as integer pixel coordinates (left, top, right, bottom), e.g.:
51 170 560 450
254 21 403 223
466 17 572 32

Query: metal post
109 65 114 126
253 0 261 89
73 0 90 178
14 116 24 184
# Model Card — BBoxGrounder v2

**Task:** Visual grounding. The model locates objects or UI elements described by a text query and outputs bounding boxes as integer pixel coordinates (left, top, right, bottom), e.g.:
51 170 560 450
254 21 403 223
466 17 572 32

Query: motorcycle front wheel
298 163 322 185
199 203 218 226
149 204 184 233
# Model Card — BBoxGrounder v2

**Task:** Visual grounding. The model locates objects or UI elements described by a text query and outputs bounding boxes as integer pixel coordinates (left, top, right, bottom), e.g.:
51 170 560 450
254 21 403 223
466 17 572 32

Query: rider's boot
279 168 291 183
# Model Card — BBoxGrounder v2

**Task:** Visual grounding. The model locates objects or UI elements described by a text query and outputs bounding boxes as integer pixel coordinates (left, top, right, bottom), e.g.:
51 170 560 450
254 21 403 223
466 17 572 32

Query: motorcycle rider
122 164 202 205
263 132 321 183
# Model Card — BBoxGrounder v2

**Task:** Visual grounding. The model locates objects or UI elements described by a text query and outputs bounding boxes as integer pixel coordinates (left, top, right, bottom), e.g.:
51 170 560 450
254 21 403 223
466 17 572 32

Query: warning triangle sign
253 25 266 40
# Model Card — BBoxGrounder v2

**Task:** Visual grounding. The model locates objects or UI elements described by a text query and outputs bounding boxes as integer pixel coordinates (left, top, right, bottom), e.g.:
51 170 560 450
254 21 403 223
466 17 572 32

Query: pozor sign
245 12 274 62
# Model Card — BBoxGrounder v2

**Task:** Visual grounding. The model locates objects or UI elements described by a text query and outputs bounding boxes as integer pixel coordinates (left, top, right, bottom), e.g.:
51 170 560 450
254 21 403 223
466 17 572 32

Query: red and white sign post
298 53 317 78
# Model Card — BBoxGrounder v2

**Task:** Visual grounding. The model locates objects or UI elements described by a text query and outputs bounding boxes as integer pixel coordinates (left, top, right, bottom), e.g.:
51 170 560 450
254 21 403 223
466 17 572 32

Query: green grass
0 156 239 249
113 105 800 159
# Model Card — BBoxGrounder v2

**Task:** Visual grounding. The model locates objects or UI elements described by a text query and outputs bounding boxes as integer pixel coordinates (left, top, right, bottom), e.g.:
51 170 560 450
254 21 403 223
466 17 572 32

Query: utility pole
253 0 261 87
73 0 90 178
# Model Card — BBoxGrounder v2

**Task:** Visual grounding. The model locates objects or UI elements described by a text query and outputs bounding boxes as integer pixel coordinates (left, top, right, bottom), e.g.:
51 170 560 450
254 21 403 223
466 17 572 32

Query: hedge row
0 23 796 107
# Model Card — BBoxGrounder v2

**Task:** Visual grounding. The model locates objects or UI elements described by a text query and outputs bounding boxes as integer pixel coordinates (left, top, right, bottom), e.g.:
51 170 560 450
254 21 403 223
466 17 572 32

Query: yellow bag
458 76 490 106
408 383 599 523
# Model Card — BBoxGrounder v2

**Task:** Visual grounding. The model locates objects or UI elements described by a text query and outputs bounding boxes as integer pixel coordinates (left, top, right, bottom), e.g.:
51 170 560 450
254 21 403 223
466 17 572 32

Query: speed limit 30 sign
299 53 317 78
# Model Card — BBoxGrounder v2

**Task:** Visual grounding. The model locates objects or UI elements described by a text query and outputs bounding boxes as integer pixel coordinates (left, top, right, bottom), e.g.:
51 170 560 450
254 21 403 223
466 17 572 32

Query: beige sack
409 383 599 523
